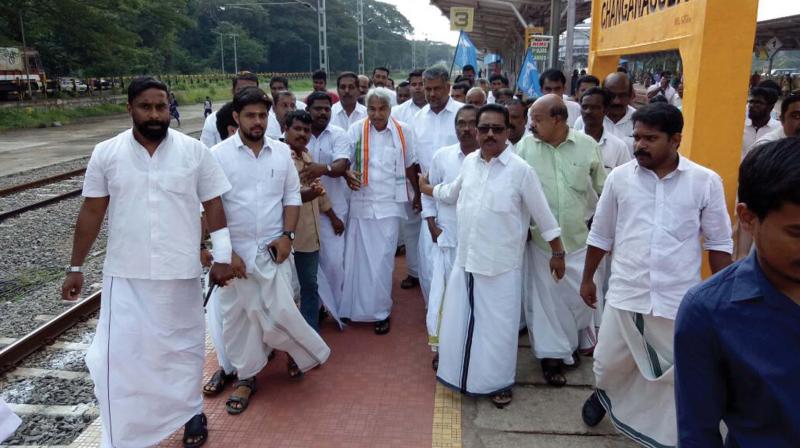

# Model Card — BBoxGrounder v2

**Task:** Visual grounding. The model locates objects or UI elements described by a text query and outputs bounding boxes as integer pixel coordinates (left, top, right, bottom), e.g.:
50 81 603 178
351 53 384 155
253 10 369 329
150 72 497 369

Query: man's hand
61 273 84 301
329 214 345 235
580 280 597 309
418 173 434 196
269 235 292 263
300 163 328 183
345 170 361 191
549 255 566 281
210 263 235 287
301 180 326 202
412 192 422 213
200 248 213 268
231 252 247 279
430 224 442 243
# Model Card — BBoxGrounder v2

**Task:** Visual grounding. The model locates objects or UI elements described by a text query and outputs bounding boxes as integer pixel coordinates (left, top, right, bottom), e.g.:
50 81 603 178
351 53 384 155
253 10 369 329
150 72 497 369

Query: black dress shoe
582 391 607 427
400 275 419 289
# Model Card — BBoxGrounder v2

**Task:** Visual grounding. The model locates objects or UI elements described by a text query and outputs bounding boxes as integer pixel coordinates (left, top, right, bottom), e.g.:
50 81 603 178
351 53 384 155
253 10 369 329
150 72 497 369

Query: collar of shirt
633 153 690 179
744 117 781 130
128 128 172 160
333 101 366 117
609 106 637 126
529 127 579 149
479 144 514 165
422 97 462 116
731 253 800 314
232 131 276 157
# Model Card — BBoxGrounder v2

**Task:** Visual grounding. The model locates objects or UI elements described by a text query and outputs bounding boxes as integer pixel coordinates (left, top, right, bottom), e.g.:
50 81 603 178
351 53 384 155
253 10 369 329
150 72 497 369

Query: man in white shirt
265 90 297 139
419 104 565 408
298 91 353 327
575 72 637 155
422 104 479 366
371 66 397 105
340 88 421 335
200 71 259 148
579 87 632 172
486 73 509 104
499 98 530 152
752 93 800 147
741 86 781 159
209 87 330 415
413 66 464 304
539 68 582 127
579 103 733 447
331 72 368 131
61 77 234 448
392 69 427 290
267 76 307 139
646 71 680 106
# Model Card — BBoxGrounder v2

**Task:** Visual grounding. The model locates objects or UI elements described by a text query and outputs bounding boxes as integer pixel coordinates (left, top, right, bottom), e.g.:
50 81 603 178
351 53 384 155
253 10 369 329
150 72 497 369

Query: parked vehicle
59 77 88 93
0 47 45 100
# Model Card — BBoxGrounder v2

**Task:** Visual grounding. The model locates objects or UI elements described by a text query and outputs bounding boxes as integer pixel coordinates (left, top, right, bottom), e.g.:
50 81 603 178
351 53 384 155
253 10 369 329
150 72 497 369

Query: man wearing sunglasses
419 104 564 408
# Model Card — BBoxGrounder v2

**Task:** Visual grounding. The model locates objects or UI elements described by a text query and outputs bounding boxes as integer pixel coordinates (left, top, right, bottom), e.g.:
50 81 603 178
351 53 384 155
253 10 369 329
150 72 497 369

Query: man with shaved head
517 94 606 387
575 72 637 155
466 87 486 107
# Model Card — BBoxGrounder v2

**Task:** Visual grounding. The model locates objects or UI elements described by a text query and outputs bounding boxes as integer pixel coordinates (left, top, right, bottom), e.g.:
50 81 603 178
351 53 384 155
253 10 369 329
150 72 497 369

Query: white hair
467 87 485 99
365 87 394 109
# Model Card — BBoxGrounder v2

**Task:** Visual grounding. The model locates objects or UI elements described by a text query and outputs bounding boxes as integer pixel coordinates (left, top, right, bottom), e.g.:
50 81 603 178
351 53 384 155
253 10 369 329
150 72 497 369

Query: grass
0 77 313 132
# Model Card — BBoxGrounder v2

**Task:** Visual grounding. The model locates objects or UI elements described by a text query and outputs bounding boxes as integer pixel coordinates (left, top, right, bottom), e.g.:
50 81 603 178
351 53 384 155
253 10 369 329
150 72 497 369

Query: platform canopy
755 13 800 51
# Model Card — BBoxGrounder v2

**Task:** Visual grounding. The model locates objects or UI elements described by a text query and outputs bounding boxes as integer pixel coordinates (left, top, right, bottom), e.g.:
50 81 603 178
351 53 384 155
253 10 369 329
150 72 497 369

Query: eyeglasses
477 125 506 134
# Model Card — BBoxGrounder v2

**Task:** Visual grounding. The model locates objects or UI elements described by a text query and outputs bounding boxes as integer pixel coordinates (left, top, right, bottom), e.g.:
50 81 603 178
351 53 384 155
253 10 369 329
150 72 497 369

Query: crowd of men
49 61 799 448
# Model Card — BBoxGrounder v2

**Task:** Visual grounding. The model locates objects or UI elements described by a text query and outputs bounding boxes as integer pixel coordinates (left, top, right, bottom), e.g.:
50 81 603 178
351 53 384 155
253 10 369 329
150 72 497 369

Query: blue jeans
294 250 320 331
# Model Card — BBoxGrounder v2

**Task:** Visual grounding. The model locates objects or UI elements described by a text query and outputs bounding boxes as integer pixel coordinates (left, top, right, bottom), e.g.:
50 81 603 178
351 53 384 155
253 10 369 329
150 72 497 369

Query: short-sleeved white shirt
82 129 231 280
308 124 351 216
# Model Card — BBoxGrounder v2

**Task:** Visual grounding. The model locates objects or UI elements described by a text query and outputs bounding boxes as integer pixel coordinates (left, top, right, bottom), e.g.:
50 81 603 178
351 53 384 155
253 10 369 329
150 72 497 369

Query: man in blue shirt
675 137 800 447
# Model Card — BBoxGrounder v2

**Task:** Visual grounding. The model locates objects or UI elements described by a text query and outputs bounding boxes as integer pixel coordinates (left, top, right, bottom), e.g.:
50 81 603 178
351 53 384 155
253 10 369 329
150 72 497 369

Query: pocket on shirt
565 162 590 194
160 173 194 195
270 169 288 189
665 215 699 241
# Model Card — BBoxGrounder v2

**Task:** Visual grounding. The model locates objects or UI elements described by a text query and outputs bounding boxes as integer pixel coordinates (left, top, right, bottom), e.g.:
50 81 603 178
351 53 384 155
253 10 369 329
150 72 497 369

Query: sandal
183 413 208 448
202 368 236 396
400 276 419 289
491 389 513 408
226 378 256 415
431 353 439 372
541 359 567 387
565 351 582 370
287 356 304 379
374 317 391 335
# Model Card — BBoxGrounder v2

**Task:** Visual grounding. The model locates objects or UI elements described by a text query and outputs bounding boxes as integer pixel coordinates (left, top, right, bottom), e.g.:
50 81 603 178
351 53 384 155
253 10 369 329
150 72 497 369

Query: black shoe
374 317 391 335
565 350 581 370
400 275 419 289
582 391 606 427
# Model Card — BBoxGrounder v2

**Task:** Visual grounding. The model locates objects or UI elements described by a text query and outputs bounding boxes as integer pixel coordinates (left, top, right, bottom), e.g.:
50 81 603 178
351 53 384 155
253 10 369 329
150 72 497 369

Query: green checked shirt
516 129 606 253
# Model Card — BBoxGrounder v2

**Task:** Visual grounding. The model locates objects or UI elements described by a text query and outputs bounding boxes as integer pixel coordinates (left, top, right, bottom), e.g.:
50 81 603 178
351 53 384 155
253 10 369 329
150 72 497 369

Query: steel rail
0 187 84 222
0 168 86 197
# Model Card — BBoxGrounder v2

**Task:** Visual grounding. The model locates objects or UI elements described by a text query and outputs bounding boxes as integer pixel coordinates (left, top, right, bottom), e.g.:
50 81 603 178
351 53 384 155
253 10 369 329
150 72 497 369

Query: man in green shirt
517 94 606 387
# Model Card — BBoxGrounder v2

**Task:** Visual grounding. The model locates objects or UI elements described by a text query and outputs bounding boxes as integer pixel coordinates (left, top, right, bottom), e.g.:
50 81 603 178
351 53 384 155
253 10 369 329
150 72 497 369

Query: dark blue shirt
674 253 800 447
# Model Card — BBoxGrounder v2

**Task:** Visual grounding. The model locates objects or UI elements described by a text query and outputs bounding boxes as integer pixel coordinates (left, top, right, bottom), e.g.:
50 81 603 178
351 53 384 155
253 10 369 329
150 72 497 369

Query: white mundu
421 143 469 348
82 128 231 447
433 148 560 395
340 117 416 322
393 100 425 282
0 398 21 443
412 97 464 303
308 123 351 327
210 133 330 378
588 156 733 447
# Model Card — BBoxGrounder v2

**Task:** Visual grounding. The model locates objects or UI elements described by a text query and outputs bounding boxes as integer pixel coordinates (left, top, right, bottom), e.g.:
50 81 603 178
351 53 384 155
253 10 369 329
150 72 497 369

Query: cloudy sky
378 0 800 45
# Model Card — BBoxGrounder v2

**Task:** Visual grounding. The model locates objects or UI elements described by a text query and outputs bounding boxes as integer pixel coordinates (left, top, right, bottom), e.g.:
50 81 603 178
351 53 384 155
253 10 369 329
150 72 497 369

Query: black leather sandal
182 413 208 448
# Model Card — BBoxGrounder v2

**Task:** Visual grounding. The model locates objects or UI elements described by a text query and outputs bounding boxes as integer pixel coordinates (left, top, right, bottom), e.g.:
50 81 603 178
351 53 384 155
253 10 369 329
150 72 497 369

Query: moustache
634 149 651 158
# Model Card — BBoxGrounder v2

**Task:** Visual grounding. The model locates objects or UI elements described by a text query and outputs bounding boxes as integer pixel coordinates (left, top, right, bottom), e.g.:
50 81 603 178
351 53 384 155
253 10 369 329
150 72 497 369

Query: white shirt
422 143 472 248
742 117 781 159
575 105 637 156
412 97 464 172
82 129 231 280
646 84 679 106
581 127 631 173
392 100 424 127
210 133 302 272
433 148 561 277
308 124 351 216
347 119 417 220
487 91 495 104
200 110 221 148
587 156 733 320
563 96 581 127
752 125 786 148
330 102 367 132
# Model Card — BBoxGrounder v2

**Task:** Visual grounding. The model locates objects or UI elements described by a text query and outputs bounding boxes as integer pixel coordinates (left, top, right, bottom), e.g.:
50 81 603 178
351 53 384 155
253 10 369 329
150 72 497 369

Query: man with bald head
575 72 636 155
466 87 486 107
517 94 606 387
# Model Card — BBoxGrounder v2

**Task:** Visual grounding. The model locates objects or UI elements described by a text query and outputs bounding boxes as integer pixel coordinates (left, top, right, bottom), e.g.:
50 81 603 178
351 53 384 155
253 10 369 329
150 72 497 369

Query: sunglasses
477 125 506 134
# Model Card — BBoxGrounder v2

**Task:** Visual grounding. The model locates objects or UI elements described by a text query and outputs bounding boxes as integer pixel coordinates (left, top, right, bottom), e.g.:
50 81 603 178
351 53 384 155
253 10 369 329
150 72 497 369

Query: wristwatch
66 266 83 274
282 231 295 241
326 164 332 175
551 251 566 258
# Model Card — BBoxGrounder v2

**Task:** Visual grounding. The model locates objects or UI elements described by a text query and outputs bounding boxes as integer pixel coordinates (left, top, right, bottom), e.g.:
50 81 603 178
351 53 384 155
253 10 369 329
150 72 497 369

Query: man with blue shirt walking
675 137 800 447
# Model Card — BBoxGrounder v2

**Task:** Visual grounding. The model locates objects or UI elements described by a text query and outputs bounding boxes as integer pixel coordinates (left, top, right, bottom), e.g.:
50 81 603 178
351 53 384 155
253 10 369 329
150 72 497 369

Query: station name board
600 0 689 29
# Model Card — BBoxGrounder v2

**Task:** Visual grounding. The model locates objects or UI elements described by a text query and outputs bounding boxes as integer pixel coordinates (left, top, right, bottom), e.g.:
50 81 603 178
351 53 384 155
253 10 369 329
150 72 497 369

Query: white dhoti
437 266 522 395
523 244 596 364
214 252 331 379
0 398 21 443
594 305 676 448
399 204 421 278
417 222 434 305
206 285 235 374
318 213 347 327
340 216 400 322
425 244 456 349
87 276 205 448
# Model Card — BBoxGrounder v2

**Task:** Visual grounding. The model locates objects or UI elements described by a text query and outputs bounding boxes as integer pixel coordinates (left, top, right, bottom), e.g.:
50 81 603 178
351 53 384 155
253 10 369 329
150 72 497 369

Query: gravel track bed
1 376 96 406
0 157 89 191
1 414 93 446
20 347 89 372
58 321 97 344
0 175 85 215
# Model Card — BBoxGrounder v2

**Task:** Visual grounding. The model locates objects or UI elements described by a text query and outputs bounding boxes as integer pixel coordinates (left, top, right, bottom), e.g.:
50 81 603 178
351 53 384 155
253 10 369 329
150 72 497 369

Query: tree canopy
0 0 455 77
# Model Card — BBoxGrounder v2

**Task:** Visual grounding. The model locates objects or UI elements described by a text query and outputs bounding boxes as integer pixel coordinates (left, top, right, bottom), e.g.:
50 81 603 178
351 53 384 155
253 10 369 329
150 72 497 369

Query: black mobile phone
268 245 278 262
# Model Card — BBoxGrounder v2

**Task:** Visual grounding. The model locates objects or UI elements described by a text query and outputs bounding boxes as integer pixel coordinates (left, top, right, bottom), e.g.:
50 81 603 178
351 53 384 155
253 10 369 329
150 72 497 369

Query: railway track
0 169 86 223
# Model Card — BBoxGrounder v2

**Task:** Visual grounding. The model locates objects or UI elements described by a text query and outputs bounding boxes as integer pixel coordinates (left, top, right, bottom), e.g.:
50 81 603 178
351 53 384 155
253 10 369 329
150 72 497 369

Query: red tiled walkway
161 257 436 448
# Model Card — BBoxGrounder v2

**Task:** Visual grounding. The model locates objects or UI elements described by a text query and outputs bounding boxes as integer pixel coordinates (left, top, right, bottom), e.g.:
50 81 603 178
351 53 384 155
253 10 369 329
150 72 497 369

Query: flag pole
449 31 463 78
